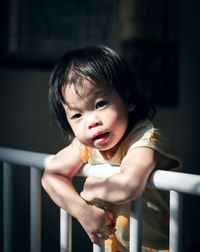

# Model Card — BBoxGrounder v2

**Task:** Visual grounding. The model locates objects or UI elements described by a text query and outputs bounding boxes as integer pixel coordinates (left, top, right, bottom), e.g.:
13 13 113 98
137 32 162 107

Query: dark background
0 0 200 251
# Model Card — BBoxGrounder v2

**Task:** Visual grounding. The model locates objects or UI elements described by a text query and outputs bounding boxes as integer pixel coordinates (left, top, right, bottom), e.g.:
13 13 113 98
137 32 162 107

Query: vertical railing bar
169 190 183 252
3 162 14 252
30 167 41 252
60 208 72 252
130 196 142 252
93 240 104 252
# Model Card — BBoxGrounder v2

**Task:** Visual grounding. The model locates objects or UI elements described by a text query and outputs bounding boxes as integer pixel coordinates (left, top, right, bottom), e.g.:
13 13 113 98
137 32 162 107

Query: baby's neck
100 143 120 160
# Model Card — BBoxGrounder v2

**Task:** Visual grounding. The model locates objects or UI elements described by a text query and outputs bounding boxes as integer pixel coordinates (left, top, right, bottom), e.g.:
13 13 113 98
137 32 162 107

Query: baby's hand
78 204 114 245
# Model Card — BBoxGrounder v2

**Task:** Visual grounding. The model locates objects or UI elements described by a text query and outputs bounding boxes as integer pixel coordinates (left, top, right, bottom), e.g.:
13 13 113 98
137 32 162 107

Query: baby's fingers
89 233 100 245
96 232 109 241
104 225 115 236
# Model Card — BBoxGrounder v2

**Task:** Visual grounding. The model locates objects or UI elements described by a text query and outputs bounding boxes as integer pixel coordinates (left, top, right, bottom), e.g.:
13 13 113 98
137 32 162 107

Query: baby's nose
88 121 101 129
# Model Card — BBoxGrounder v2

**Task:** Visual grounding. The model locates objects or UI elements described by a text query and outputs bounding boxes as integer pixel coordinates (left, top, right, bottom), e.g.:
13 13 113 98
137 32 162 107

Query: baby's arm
81 147 156 204
41 138 113 244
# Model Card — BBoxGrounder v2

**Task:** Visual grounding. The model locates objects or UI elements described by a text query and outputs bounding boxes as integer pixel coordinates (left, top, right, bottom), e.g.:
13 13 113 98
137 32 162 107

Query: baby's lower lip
93 132 109 144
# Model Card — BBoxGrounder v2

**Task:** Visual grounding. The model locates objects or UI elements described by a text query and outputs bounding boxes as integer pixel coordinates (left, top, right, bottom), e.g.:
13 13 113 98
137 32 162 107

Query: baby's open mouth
93 132 109 143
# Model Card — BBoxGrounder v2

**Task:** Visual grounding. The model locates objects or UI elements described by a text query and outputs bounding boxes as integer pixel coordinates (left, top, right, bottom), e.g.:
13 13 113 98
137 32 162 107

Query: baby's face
62 79 134 151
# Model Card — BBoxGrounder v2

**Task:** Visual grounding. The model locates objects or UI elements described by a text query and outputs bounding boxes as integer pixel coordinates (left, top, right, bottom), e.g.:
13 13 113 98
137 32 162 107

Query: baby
42 45 181 251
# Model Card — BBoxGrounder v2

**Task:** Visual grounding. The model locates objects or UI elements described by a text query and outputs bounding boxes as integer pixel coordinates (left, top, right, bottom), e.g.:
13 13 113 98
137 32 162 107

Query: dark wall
0 69 65 153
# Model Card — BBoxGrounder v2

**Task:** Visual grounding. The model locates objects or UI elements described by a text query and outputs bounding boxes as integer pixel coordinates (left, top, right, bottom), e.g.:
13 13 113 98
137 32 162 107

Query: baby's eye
95 100 108 109
71 113 82 119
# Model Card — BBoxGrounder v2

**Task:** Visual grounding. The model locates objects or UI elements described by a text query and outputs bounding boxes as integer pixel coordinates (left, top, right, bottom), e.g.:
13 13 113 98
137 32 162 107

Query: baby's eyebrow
63 101 78 112
90 89 108 98
66 104 79 112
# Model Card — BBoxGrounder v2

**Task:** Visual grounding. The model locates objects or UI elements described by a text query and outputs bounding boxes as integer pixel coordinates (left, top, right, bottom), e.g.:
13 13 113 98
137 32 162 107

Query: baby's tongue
94 133 109 143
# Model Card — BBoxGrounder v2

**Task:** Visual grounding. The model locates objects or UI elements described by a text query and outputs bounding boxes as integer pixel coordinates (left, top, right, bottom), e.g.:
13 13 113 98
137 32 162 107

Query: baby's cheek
106 111 119 127
76 134 91 147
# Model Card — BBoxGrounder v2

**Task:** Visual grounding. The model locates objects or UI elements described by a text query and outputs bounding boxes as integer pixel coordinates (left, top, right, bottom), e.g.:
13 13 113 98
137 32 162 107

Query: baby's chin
92 141 117 151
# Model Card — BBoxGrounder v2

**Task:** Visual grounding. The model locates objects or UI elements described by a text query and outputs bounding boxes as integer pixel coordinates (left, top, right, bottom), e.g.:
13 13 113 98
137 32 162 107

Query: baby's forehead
63 80 108 98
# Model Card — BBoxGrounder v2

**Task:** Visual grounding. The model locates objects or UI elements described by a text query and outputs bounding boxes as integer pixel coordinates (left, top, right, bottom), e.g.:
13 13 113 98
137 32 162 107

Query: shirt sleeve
127 120 182 170
73 138 92 163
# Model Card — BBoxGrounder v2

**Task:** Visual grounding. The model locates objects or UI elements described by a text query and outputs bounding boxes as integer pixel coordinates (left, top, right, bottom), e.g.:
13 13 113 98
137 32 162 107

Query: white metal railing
0 146 200 252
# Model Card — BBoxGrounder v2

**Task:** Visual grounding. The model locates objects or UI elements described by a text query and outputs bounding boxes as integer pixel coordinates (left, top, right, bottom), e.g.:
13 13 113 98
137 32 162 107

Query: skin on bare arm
41 138 114 245
80 147 156 204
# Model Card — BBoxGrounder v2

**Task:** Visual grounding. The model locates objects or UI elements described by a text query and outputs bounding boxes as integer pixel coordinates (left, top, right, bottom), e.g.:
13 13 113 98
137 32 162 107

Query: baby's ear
128 103 135 112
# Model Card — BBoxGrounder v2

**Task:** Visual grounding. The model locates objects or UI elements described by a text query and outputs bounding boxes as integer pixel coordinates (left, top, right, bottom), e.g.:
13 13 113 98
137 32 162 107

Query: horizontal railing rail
0 146 54 170
1 146 200 252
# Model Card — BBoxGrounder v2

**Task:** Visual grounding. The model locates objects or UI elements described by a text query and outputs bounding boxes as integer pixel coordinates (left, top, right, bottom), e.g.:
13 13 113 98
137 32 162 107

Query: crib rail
1 146 200 252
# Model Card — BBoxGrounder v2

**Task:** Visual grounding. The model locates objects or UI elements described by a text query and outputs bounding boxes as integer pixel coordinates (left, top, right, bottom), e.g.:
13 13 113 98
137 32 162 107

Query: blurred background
0 0 199 251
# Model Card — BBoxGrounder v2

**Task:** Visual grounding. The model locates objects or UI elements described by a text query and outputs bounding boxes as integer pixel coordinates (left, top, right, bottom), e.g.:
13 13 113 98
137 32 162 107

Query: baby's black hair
49 45 155 137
